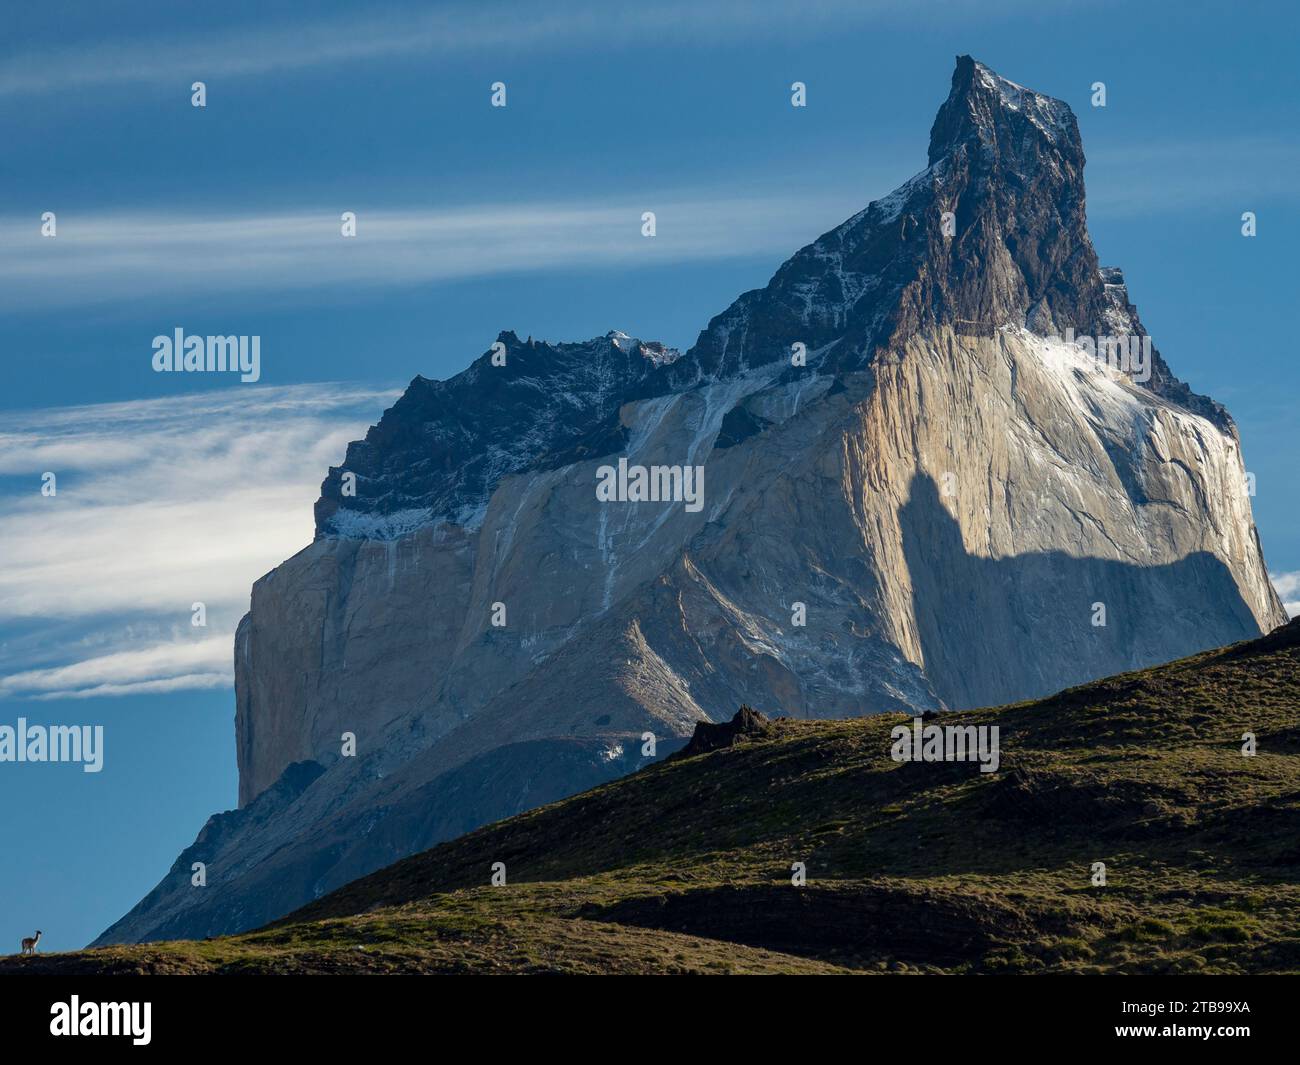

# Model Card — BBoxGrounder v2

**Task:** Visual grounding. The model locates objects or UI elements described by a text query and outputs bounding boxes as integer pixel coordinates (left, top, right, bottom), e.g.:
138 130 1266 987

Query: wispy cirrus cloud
0 1 1044 97
1085 136 1300 216
0 638 233 701
1 140 1290 314
0 193 862 312
0 384 397 699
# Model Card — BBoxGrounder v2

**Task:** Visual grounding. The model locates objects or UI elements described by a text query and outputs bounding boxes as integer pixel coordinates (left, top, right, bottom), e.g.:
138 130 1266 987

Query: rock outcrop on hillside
95 56 1285 946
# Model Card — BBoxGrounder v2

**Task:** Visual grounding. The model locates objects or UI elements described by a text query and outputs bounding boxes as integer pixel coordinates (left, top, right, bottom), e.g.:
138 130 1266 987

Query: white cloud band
0 384 395 699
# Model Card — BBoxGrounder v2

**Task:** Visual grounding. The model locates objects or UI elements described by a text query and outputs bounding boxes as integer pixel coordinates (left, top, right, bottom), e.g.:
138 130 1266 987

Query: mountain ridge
312 56 1229 544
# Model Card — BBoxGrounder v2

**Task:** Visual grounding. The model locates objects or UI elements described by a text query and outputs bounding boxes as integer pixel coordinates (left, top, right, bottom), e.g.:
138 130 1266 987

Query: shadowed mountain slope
21 617 1300 975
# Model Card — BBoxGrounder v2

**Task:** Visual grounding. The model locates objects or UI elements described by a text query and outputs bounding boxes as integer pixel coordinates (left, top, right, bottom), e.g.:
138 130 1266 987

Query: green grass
8 619 1300 975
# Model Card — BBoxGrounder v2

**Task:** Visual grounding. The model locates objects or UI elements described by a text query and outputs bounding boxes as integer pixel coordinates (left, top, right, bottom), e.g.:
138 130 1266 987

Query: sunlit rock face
96 57 1285 947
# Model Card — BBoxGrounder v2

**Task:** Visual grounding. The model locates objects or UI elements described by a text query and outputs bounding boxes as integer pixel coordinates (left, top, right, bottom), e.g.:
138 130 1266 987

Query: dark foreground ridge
8 617 1300 974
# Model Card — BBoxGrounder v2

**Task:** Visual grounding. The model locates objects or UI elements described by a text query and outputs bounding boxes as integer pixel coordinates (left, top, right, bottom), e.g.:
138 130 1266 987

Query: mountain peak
101 56 1284 950
927 55 1078 166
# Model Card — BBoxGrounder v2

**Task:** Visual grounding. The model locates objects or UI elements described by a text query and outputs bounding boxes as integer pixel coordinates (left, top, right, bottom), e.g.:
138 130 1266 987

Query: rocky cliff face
96 57 1286 945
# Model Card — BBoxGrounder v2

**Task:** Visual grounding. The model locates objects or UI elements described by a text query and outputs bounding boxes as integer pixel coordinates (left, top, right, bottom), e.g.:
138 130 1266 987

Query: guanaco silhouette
20 930 41 955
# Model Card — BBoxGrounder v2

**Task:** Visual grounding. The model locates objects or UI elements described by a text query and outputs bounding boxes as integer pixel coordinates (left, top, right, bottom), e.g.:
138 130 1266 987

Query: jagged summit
316 56 1223 540
927 55 1077 165
315 328 680 538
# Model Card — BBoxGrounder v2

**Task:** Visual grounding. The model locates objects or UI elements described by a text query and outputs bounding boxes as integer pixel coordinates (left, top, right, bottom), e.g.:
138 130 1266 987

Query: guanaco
20 930 41 955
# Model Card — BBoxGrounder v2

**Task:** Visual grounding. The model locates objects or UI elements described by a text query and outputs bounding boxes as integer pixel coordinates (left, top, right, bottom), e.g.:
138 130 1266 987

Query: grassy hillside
9 619 1300 975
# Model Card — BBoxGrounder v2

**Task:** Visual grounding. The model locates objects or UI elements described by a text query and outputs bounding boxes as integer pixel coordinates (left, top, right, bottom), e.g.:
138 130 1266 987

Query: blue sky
1 0 1297 951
